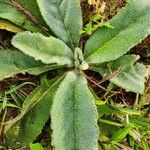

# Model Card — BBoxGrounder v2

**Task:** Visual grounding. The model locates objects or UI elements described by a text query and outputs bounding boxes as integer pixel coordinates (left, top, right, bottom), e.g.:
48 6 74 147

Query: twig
84 73 121 94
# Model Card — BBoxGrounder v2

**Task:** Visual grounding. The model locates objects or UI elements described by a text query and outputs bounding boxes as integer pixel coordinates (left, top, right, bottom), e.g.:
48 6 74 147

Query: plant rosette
0 0 150 149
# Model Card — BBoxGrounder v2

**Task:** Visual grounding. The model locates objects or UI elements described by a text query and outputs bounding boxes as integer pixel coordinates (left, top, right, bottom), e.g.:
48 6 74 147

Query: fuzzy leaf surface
85 0 150 64
51 71 99 150
36 0 82 47
0 0 44 33
0 49 57 81
12 31 74 66
90 55 148 94
5 75 64 148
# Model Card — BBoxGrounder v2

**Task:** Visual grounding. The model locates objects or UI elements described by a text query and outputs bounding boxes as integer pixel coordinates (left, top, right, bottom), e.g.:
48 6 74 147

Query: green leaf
0 19 23 32
15 0 47 26
12 31 74 66
0 49 58 81
0 0 45 33
5 74 65 148
114 107 141 115
30 143 44 150
0 0 11 3
90 55 148 94
130 118 150 127
85 0 150 64
2 95 7 110
111 126 132 144
0 103 18 108
51 71 99 149
36 0 82 47
111 59 148 94
97 104 114 117
142 139 150 150
98 119 122 127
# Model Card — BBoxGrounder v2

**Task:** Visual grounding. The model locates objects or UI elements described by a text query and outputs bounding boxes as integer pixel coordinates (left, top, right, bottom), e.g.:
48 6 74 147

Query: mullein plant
0 0 149 149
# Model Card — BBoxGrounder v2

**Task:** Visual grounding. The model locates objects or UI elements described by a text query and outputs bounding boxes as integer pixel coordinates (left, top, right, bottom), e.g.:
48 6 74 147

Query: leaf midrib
4 74 65 132
12 61 60 75
74 77 78 149
85 9 150 60
59 0 75 49
22 74 65 113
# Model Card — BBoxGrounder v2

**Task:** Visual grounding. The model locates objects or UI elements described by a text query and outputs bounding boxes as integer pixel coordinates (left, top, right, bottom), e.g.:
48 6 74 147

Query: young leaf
85 0 150 64
5 74 65 148
90 55 148 94
12 31 74 66
0 49 58 81
36 0 83 47
0 0 44 33
51 71 99 150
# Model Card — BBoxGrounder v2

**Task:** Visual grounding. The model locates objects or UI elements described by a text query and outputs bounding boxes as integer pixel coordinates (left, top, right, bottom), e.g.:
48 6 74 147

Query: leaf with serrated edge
0 49 59 81
51 71 99 150
90 55 148 94
111 63 148 94
12 31 74 66
85 0 150 64
36 0 82 47
5 74 65 148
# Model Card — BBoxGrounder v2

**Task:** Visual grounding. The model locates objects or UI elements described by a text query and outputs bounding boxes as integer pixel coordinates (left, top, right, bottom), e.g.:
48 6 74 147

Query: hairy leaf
12 31 74 66
0 0 44 33
85 0 150 64
0 49 58 81
51 71 99 150
90 55 148 94
0 19 22 32
5 74 65 148
36 0 82 47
